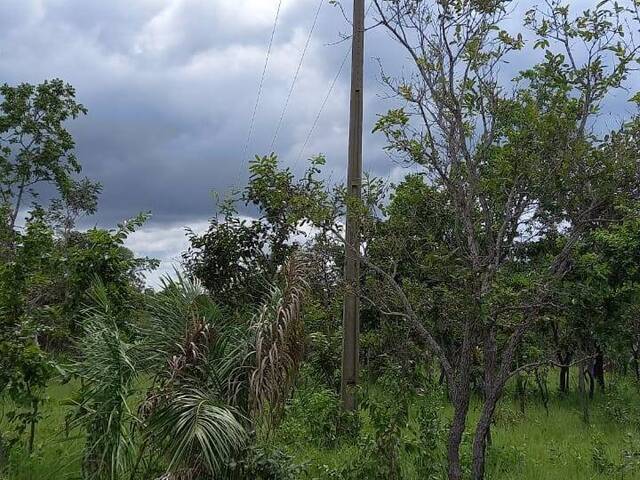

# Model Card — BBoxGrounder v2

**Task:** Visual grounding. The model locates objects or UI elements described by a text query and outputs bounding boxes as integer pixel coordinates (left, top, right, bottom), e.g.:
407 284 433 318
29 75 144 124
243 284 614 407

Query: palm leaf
250 252 308 426
146 387 247 478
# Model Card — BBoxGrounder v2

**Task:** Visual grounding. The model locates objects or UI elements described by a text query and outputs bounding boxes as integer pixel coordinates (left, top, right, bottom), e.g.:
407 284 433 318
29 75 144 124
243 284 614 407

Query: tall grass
3 373 639 479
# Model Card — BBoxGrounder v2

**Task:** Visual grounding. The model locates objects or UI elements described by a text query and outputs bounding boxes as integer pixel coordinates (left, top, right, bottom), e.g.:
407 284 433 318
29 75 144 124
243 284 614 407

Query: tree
583 202 640 386
0 77 162 460
362 1 640 478
0 209 56 456
184 154 328 308
0 79 87 235
46 176 102 240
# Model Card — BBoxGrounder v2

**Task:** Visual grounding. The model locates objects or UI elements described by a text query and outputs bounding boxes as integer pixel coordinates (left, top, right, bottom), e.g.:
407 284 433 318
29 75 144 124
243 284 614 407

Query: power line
242 0 283 164
295 0 375 166
295 45 350 164
270 0 325 151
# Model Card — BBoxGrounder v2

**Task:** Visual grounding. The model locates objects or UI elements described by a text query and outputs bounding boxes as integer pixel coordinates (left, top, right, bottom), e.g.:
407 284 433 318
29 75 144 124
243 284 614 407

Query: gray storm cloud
1 0 632 285
0 0 398 284
0 0 395 226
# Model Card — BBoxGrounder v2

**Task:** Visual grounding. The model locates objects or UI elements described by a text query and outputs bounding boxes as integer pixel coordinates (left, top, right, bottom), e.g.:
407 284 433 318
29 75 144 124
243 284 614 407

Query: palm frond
250 252 308 426
146 387 247 478
138 273 248 403
136 273 224 374
69 280 139 479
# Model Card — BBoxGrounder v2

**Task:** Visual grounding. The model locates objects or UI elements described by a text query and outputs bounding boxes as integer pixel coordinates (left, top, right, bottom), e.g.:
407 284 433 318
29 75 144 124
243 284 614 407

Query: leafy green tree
582 205 640 385
46 176 102 239
0 209 56 455
184 154 329 308
0 209 156 459
362 1 640 478
58 212 158 337
0 78 161 462
0 79 87 235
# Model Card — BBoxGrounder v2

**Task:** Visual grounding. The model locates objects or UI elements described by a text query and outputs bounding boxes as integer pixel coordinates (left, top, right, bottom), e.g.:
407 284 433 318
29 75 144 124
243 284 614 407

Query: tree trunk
470 391 500 480
558 351 572 393
447 397 469 480
593 349 605 393
445 311 476 480
27 396 39 455
516 374 526 414
469 317 529 480
482 326 498 449
632 345 640 384
447 355 472 480
534 369 549 415
578 361 589 424
439 364 447 386
559 365 569 392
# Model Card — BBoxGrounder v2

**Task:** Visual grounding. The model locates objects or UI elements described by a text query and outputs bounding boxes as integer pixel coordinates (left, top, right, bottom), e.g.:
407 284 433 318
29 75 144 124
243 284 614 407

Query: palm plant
250 253 308 427
70 256 309 479
145 388 246 479
138 274 249 479
68 282 139 480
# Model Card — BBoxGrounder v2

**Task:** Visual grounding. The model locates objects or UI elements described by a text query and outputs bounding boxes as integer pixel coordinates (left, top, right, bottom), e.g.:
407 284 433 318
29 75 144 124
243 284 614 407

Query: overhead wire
295 45 350 165
241 0 283 167
270 0 325 151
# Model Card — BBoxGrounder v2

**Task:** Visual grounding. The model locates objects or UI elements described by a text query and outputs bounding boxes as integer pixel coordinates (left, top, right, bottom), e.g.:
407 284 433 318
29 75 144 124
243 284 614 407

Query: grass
1 374 639 479
1 381 83 480
273 373 640 480
481 394 638 480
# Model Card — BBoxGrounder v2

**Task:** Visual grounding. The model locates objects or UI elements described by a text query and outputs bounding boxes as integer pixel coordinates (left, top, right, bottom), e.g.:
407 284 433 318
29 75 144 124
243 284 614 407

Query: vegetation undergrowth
270 372 640 480
2 371 639 480
3 1 640 478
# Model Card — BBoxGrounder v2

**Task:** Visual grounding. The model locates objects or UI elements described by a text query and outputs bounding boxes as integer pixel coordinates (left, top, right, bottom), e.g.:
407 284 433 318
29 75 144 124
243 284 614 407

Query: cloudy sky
1 0 634 285
1 0 407 284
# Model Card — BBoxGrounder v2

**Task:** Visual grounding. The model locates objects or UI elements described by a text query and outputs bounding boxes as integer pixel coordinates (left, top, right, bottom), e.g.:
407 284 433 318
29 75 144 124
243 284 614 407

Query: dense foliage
2 1 640 479
0 80 157 461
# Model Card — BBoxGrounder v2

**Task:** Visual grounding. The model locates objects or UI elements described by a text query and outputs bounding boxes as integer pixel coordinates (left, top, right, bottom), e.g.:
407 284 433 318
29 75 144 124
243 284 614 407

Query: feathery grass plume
250 252 308 427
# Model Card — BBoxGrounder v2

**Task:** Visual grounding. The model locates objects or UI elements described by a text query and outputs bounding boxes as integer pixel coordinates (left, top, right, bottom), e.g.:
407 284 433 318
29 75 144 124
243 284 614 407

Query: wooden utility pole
341 0 365 411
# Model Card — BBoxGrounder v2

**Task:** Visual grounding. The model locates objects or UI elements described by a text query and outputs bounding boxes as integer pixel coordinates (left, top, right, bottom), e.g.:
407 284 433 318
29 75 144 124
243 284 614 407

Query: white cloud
125 218 209 287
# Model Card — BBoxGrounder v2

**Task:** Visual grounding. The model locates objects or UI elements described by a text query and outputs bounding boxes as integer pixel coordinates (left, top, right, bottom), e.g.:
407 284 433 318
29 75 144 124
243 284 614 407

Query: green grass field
1 382 83 480
270 380 639 480
2 374 639 479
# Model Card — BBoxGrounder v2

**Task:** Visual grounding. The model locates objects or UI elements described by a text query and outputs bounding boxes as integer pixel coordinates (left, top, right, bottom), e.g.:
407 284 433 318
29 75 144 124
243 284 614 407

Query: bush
279 378 352 448
229 445 307 480
411 398 447 479
324 375 447 480
306 331 342 391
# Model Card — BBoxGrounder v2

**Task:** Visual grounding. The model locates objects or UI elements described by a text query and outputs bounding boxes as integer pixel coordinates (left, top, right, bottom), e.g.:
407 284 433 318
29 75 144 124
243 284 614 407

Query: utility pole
341 0 365 411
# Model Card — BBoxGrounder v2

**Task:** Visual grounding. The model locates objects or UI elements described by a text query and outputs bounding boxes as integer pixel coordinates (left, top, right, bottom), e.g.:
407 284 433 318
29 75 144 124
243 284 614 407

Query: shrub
279 380 346 448
229 445 307 480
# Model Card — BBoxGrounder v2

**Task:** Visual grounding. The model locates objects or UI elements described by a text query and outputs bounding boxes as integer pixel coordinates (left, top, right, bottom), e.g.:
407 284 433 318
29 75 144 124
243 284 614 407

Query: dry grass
250 252 309 427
